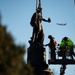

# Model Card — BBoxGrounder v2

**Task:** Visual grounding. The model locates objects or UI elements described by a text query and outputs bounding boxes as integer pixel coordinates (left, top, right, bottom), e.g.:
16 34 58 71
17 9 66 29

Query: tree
0 25 33 75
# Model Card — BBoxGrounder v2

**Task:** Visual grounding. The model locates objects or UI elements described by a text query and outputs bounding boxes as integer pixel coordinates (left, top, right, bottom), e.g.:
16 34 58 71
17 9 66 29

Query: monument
27 0 51 75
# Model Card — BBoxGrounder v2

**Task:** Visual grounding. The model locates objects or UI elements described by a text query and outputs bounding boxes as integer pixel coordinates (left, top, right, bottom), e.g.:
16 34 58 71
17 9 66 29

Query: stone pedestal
27 43 51 75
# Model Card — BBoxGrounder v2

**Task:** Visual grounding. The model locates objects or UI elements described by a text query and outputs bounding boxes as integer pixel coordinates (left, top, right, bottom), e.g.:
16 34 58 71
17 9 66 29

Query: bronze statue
29 0 51 44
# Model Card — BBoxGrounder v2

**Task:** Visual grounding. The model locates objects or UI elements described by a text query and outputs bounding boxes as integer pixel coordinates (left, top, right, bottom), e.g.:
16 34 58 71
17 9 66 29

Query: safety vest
59 38 74 50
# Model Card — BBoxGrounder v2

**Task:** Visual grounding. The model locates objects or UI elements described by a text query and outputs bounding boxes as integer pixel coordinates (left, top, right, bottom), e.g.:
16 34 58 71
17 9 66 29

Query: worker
45 35 57 60
59 37 75 59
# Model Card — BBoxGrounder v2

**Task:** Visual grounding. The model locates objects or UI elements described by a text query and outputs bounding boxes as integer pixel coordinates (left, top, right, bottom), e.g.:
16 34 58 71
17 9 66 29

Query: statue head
36 6 42 13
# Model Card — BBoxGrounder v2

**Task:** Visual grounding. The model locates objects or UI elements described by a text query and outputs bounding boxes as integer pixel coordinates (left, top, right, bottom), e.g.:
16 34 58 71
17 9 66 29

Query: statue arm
42 18 51 23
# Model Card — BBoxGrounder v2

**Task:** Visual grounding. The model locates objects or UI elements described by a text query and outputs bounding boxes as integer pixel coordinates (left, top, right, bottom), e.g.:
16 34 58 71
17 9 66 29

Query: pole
36 0 38 25
39 0 41 7
0 10 1 25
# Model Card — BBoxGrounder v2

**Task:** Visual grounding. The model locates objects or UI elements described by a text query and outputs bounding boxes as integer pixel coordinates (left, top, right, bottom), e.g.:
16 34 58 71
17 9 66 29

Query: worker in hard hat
45 35 57 60
59 37 75 59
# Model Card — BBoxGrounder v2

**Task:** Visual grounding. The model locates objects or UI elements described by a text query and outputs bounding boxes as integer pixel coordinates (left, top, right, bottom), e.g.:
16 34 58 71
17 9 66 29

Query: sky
0 0 75 75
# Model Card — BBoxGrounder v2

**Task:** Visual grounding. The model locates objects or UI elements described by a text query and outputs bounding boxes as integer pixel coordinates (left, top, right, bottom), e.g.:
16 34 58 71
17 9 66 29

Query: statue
27 1 52 75
29 0 51 45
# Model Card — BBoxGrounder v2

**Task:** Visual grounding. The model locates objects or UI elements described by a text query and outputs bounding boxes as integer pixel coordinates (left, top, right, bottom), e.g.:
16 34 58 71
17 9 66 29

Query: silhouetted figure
59 37 75 59
29 6 51 44
45 35 57 60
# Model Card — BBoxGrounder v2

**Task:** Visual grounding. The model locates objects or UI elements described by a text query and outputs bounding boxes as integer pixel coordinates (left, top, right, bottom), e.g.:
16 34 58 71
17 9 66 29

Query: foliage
0 25 33 75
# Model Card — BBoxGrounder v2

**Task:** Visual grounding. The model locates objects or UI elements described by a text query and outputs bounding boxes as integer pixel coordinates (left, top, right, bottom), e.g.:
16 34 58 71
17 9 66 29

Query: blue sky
0 0 75 75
